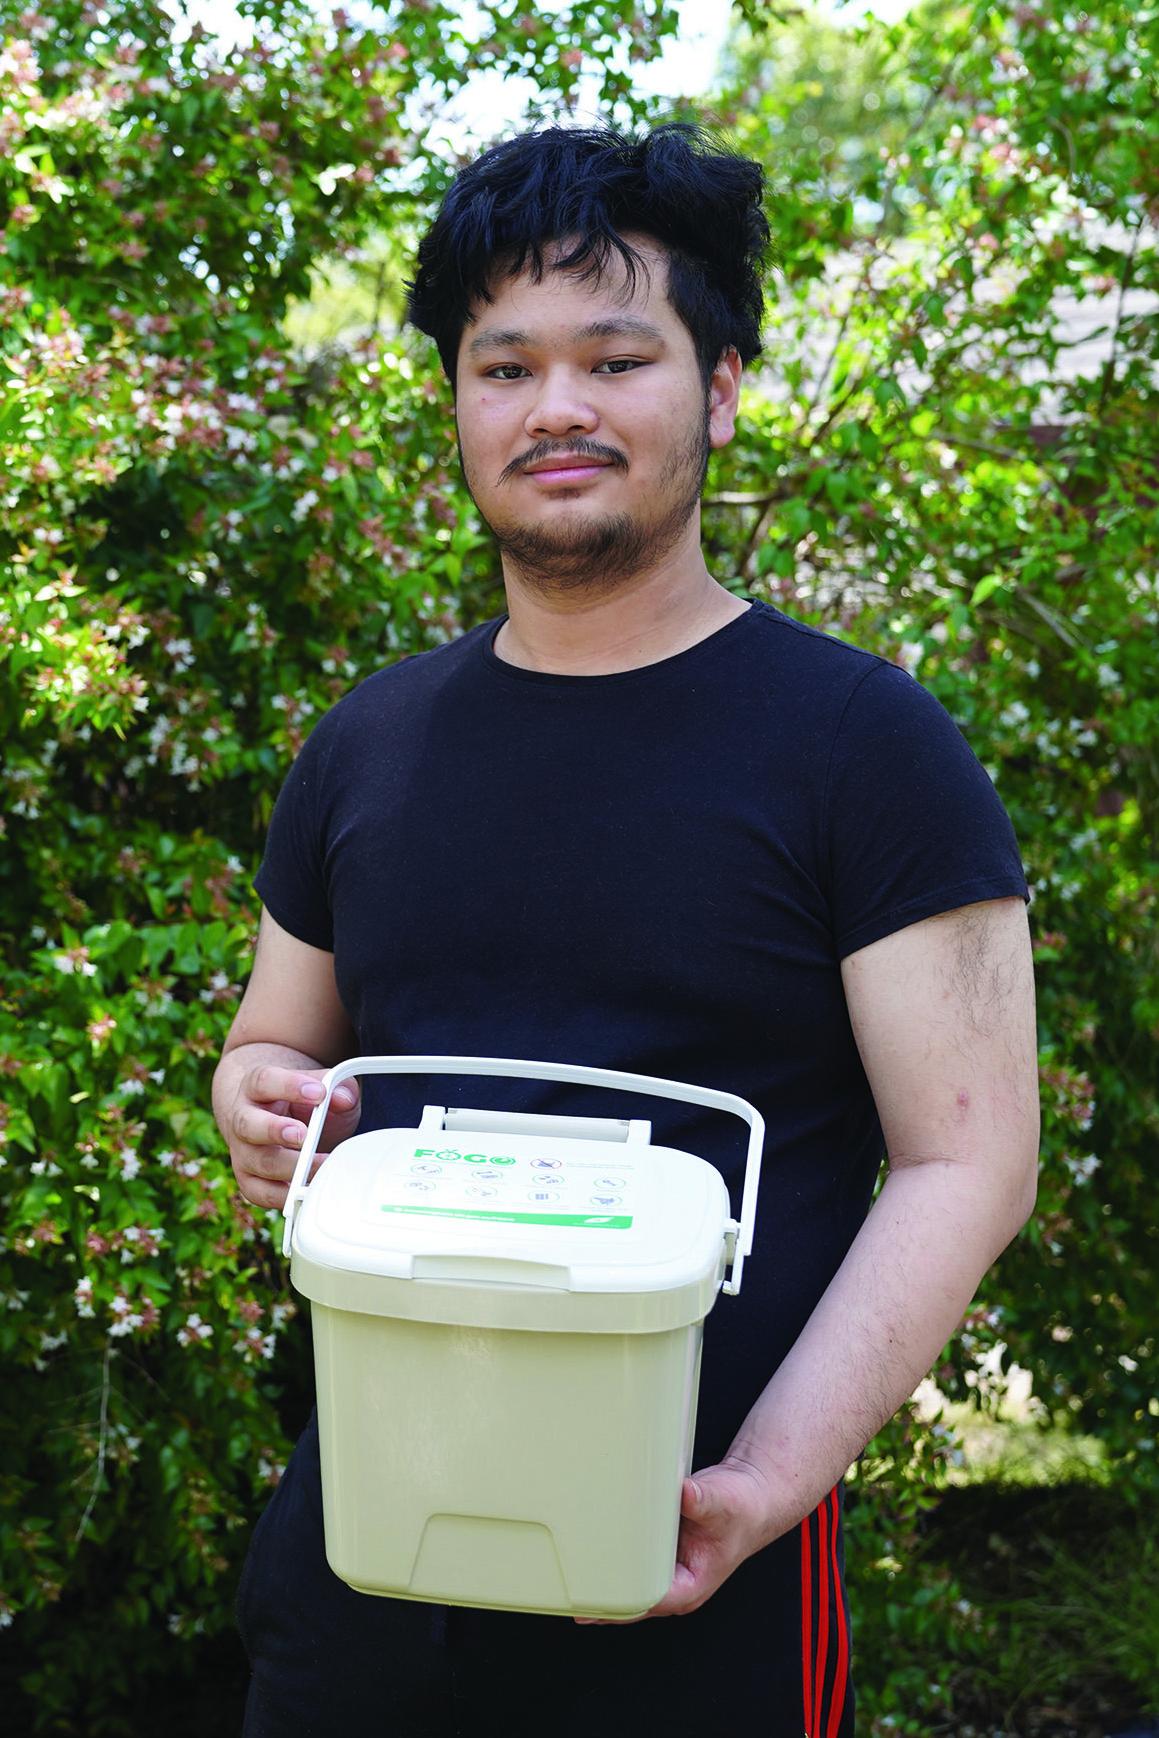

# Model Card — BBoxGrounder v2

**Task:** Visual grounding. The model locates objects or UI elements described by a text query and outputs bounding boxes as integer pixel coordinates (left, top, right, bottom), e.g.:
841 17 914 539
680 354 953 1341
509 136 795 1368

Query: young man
214 123 1039 1737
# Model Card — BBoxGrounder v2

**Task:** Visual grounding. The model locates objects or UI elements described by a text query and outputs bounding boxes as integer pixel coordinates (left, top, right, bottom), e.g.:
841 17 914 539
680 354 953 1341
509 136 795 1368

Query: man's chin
493 515 647 589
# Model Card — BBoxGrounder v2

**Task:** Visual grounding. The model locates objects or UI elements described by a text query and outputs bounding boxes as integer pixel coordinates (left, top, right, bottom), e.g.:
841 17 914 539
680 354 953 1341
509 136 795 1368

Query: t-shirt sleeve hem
836 873 1030 960
252 871 335 954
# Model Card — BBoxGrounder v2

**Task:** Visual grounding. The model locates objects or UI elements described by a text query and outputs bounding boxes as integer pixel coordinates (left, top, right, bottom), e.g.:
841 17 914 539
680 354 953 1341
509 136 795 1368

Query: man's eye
479 356 642 380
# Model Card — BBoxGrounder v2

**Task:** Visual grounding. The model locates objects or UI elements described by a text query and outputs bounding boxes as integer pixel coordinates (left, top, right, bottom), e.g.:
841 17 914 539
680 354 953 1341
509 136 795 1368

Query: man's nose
524 369 599 439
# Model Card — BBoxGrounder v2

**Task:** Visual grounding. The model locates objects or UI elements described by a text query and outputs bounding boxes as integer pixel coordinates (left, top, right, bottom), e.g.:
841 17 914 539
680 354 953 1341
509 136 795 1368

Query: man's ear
709 347 743 451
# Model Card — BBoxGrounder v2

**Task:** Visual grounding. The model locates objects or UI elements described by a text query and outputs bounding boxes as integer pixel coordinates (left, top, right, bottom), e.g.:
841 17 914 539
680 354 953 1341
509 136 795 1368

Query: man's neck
492 560 751 677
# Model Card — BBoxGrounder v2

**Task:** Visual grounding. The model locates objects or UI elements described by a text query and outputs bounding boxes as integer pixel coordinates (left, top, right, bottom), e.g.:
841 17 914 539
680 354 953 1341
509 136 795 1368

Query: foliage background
1 0 1156 1730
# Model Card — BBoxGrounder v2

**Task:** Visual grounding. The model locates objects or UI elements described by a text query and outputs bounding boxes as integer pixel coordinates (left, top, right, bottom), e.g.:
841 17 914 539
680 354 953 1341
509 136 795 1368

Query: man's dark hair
405 122 771 391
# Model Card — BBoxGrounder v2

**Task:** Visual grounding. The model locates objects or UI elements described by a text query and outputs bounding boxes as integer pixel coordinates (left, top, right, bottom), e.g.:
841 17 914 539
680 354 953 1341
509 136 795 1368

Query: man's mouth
522 455 615 484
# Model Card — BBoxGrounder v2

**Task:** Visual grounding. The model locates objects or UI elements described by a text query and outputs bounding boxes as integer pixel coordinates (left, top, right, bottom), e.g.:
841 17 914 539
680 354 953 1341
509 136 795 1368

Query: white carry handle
282 1054 764 1295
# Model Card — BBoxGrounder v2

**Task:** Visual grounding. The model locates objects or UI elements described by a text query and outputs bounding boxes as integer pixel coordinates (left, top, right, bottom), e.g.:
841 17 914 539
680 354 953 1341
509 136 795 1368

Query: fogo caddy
282 1055 763 1620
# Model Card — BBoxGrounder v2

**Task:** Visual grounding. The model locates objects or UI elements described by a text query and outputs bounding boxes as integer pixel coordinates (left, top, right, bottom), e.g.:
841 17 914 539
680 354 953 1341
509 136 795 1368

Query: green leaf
970 574 1008 607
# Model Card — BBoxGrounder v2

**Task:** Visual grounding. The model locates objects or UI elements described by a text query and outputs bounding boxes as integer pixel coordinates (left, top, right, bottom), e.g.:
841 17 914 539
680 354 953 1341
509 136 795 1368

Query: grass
921 1479 1159 1736
852 1378 1157 1737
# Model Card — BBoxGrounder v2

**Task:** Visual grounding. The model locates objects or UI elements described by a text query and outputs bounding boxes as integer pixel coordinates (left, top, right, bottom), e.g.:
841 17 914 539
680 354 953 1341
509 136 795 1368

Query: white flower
1068 1152 1100 1183
119 1150 141 1180
999 701 1030 727
1096 664 1120 689
177 1313 213 1346
235 1327 277 1360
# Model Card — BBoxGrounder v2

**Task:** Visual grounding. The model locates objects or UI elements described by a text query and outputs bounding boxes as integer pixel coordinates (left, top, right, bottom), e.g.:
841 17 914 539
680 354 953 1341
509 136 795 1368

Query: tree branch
1098 221 1142 414
74 1344 114 1544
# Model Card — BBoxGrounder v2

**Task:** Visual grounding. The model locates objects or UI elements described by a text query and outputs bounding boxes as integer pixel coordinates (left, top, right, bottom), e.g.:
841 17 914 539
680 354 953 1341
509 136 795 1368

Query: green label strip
380 1204 632 1229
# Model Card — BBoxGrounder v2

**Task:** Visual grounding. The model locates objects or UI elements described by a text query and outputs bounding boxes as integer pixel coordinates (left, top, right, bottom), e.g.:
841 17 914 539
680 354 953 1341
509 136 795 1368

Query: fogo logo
412 1148 516 1166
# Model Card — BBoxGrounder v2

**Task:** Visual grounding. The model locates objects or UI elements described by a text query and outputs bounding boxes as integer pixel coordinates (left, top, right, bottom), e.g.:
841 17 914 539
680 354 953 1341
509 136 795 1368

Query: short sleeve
252 712 339 952
825 661 1028 959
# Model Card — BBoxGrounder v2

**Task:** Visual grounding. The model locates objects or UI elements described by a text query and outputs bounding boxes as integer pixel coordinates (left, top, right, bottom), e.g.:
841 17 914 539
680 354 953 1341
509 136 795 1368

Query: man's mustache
497 441 629 485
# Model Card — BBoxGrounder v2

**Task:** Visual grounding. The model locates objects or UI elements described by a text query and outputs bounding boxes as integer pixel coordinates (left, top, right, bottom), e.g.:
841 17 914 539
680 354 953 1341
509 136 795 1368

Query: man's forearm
724 1157 1035 1544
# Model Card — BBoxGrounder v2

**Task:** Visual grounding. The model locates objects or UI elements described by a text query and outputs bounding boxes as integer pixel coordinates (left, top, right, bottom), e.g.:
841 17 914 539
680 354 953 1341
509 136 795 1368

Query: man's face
453 234 740 593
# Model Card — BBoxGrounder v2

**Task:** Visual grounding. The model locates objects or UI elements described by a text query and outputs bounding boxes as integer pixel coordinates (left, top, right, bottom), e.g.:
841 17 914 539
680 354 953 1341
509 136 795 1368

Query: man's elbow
1013 1165 1039 1235
1006 1128 1041 1239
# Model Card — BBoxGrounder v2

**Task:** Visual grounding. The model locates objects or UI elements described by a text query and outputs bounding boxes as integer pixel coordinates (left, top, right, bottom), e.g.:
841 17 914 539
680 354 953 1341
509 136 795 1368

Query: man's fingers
248 1064 361 1114
249 1064 312 1106
235 1149 329 1211
232 1103 307 1150
237 1139 300 1183
239 1174 291 1211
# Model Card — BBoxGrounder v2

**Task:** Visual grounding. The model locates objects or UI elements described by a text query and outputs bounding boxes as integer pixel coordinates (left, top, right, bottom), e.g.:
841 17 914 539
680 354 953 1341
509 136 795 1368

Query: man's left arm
635 894 1040 1620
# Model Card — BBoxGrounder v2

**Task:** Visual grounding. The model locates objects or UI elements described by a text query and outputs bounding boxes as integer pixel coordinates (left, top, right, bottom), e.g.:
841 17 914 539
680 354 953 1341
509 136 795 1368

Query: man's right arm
212 907 361 1209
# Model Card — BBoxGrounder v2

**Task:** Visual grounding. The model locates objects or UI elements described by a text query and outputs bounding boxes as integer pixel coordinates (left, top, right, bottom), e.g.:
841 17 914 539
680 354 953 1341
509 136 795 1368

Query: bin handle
281 1054 763 1294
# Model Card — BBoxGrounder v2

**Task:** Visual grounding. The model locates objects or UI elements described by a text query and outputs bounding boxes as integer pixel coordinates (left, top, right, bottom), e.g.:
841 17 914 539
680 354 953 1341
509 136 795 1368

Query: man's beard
460 401 711 596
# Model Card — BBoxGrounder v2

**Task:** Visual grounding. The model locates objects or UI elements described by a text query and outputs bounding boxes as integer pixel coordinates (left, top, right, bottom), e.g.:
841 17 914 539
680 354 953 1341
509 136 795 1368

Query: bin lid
290 1121 733 1334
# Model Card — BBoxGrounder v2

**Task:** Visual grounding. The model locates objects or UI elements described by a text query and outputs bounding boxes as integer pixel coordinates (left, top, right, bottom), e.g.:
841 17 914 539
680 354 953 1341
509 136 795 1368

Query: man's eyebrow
466 317 667 357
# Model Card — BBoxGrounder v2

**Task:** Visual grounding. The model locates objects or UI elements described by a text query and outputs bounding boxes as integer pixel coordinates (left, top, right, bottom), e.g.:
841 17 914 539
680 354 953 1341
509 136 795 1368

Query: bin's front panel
312 1304 701 1618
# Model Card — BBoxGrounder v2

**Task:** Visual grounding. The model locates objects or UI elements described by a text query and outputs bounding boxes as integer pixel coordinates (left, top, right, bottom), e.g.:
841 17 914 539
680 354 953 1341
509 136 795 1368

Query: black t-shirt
255 599 1028 1465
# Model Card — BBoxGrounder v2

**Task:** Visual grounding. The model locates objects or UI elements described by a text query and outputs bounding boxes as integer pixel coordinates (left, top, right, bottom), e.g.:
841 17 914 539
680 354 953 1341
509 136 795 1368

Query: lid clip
721 1220 742 1297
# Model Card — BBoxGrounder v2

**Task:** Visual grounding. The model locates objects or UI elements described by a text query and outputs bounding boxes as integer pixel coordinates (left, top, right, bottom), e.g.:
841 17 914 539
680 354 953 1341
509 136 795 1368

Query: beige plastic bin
282 1055 763 1621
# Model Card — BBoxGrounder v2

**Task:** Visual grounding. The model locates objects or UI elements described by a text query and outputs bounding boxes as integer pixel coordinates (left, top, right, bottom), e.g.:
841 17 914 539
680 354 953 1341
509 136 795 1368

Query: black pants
236 1410 854 1737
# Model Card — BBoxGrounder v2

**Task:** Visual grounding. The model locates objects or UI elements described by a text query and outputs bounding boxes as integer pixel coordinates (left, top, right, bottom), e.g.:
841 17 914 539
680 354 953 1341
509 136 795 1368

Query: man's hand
574 1458 775 1624
220 1061 362 1210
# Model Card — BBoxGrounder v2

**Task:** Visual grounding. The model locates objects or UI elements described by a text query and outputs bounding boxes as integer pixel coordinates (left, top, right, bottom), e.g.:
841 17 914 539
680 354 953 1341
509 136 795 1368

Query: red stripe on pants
800 1513 814 1736
812 1493 831 1729
824 1489 849 1738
